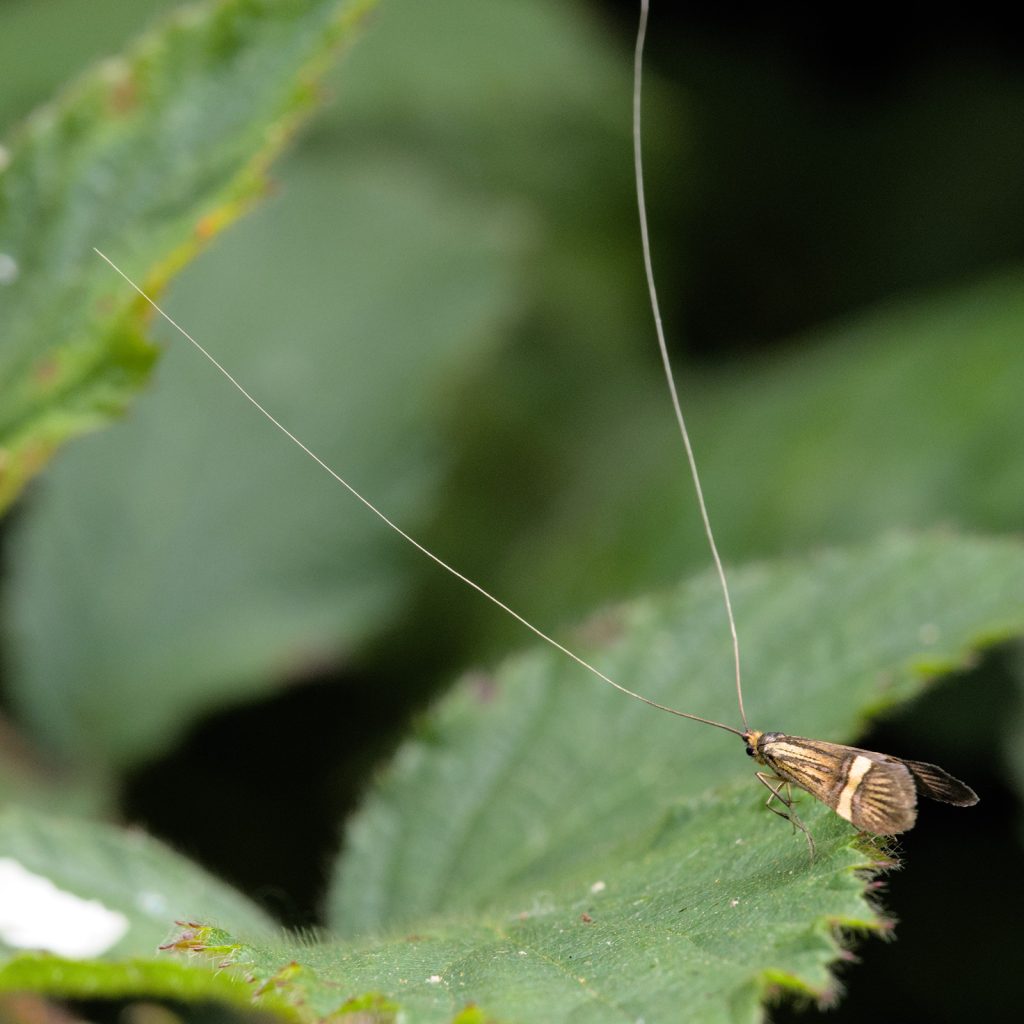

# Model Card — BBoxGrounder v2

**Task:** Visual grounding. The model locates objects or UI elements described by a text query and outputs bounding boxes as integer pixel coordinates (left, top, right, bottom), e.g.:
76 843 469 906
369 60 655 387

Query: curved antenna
92 248 745 739
632 1 748 733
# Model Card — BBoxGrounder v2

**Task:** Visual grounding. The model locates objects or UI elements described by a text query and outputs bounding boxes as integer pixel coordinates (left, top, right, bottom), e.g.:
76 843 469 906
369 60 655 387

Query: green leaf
315 0 686 661
329 532 1022 935
0 746 108 821
3 533 1019 1022
0 0 376 513
0 807 874 1024
0 806 280 1009
468 270 1024 653
0 955 282 1019
0 1 177 135
153 810 872 1024
694 271 1024 549
6 152 528 768
2 0 597 771
0 806 273 959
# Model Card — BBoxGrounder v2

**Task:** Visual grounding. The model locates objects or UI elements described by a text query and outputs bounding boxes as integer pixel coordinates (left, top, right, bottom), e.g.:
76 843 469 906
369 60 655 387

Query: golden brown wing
754 734 918 834
844 756 917 834
753 734 852 800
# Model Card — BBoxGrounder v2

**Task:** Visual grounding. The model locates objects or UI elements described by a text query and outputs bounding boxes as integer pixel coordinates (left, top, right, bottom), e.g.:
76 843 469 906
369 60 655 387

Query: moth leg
754 771 792 821
755 772 816 860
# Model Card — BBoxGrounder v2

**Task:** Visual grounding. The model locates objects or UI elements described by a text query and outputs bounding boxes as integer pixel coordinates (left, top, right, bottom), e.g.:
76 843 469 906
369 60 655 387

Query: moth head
742 730 764 760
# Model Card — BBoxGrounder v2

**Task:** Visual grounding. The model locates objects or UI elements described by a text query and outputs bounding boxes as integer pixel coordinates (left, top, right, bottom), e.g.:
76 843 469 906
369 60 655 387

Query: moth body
743 729 978 836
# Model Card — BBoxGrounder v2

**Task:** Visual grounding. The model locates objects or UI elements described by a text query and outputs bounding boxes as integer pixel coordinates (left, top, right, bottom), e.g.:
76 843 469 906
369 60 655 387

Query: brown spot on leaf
33 358 59 386
108 72 139 114
194 212 224 242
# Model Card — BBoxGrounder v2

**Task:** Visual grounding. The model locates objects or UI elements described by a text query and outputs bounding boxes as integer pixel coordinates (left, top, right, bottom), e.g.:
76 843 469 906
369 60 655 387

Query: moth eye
745 745 755 757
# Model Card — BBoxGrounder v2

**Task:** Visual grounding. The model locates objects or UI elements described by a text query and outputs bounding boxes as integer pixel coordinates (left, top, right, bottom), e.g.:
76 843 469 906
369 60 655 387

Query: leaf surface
0 0 375 512
2 0 536 768
330 532 1022 933
0 806 272 959
3 533 1021 1022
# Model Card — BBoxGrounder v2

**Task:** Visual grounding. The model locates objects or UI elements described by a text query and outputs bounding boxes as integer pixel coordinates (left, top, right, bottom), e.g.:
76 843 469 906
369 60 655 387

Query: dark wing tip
903 759 979 806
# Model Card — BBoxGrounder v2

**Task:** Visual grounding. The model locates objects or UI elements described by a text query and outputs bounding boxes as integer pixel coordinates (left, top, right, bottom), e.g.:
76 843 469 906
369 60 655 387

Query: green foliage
0 0 375 512
464 272 1024 649
6 153 525 766
329 534 1024 935
1 1 1023 1023
152 806 870 1024
2 535 1022 1021
0 956 270 1017
2 0 635 768
0 806 273 956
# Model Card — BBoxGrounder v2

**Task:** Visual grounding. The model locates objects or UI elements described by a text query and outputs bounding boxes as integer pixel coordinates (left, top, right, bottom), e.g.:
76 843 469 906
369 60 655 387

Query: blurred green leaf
0 0 376 512
0 723 109 819
0 806 273 959
471 270 1024 654
0 957 275 1019
6 153 528 767
697 272 1024 547
2 0 641 770
0 0 176 134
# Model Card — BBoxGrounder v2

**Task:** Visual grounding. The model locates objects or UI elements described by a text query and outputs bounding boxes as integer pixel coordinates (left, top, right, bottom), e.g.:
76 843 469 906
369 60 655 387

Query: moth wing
762 736 975 834
756 736 851 799
845 756 918 834
902 759 979 806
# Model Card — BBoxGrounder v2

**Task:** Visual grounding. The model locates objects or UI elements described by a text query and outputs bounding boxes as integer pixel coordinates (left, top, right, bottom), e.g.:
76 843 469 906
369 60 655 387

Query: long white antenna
92 248 744 738
633 0 747 732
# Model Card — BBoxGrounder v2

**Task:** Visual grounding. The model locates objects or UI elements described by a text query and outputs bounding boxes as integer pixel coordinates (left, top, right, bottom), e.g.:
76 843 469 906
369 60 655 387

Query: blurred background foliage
0 1 1022 1022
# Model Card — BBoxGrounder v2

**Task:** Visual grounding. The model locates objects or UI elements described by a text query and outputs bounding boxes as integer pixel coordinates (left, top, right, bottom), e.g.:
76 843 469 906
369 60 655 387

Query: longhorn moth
94 0 978 857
